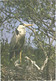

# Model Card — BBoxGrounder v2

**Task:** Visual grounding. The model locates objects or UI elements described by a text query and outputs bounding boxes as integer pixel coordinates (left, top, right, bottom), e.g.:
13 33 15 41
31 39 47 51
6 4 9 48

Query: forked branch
25 56 48 71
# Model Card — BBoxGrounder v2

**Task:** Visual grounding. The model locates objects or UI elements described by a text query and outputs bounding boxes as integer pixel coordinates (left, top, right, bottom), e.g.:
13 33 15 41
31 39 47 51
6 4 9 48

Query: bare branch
25 56 40 70
41 56 48 70
25 56 48 71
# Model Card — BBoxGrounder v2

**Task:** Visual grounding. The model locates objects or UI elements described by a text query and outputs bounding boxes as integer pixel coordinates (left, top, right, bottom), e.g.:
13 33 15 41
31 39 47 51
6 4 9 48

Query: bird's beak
23 24 33 26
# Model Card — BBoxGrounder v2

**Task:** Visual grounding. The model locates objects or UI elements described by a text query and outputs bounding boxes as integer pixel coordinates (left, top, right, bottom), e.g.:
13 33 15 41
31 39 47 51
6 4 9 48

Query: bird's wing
10 32 17 50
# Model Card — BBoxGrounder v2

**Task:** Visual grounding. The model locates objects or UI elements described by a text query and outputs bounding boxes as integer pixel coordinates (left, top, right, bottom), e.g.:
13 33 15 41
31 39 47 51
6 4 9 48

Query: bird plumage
9 24 33 61
10 25 26 59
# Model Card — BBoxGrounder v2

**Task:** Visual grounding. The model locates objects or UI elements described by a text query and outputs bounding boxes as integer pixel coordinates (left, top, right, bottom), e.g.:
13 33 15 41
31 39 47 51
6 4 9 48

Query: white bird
10 24 33 63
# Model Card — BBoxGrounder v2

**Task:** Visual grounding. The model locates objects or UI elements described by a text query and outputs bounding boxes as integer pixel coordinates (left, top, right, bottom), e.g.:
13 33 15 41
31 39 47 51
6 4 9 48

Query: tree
1 0 55 80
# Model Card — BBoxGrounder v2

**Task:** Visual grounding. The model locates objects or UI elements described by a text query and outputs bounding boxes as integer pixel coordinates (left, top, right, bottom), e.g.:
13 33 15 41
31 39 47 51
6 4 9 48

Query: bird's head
16 25 26 36
16 24 33 36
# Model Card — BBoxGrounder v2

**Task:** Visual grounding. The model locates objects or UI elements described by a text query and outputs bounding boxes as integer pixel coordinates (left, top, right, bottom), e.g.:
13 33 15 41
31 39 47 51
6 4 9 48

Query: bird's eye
15 29 19 35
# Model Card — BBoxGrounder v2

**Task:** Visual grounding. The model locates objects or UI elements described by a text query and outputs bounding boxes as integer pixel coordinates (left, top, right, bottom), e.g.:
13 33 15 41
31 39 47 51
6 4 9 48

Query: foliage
0 0 55 80
1 41 55 80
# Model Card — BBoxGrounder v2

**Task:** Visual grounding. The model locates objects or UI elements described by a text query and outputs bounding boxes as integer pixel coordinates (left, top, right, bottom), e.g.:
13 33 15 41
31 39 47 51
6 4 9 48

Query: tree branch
25 56 40 70
25 56 48 71
25 25 48 57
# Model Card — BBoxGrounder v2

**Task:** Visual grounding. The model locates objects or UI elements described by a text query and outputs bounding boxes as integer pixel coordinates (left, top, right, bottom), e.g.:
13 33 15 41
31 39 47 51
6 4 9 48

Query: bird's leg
20 51 22 64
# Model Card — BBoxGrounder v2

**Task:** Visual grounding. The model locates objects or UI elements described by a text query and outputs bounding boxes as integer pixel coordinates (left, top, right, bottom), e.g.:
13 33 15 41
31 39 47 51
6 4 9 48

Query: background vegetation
0 0 55 80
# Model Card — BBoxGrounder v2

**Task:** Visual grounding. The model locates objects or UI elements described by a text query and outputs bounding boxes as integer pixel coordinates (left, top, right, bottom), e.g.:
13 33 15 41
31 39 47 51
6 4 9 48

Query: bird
9 24 33 64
